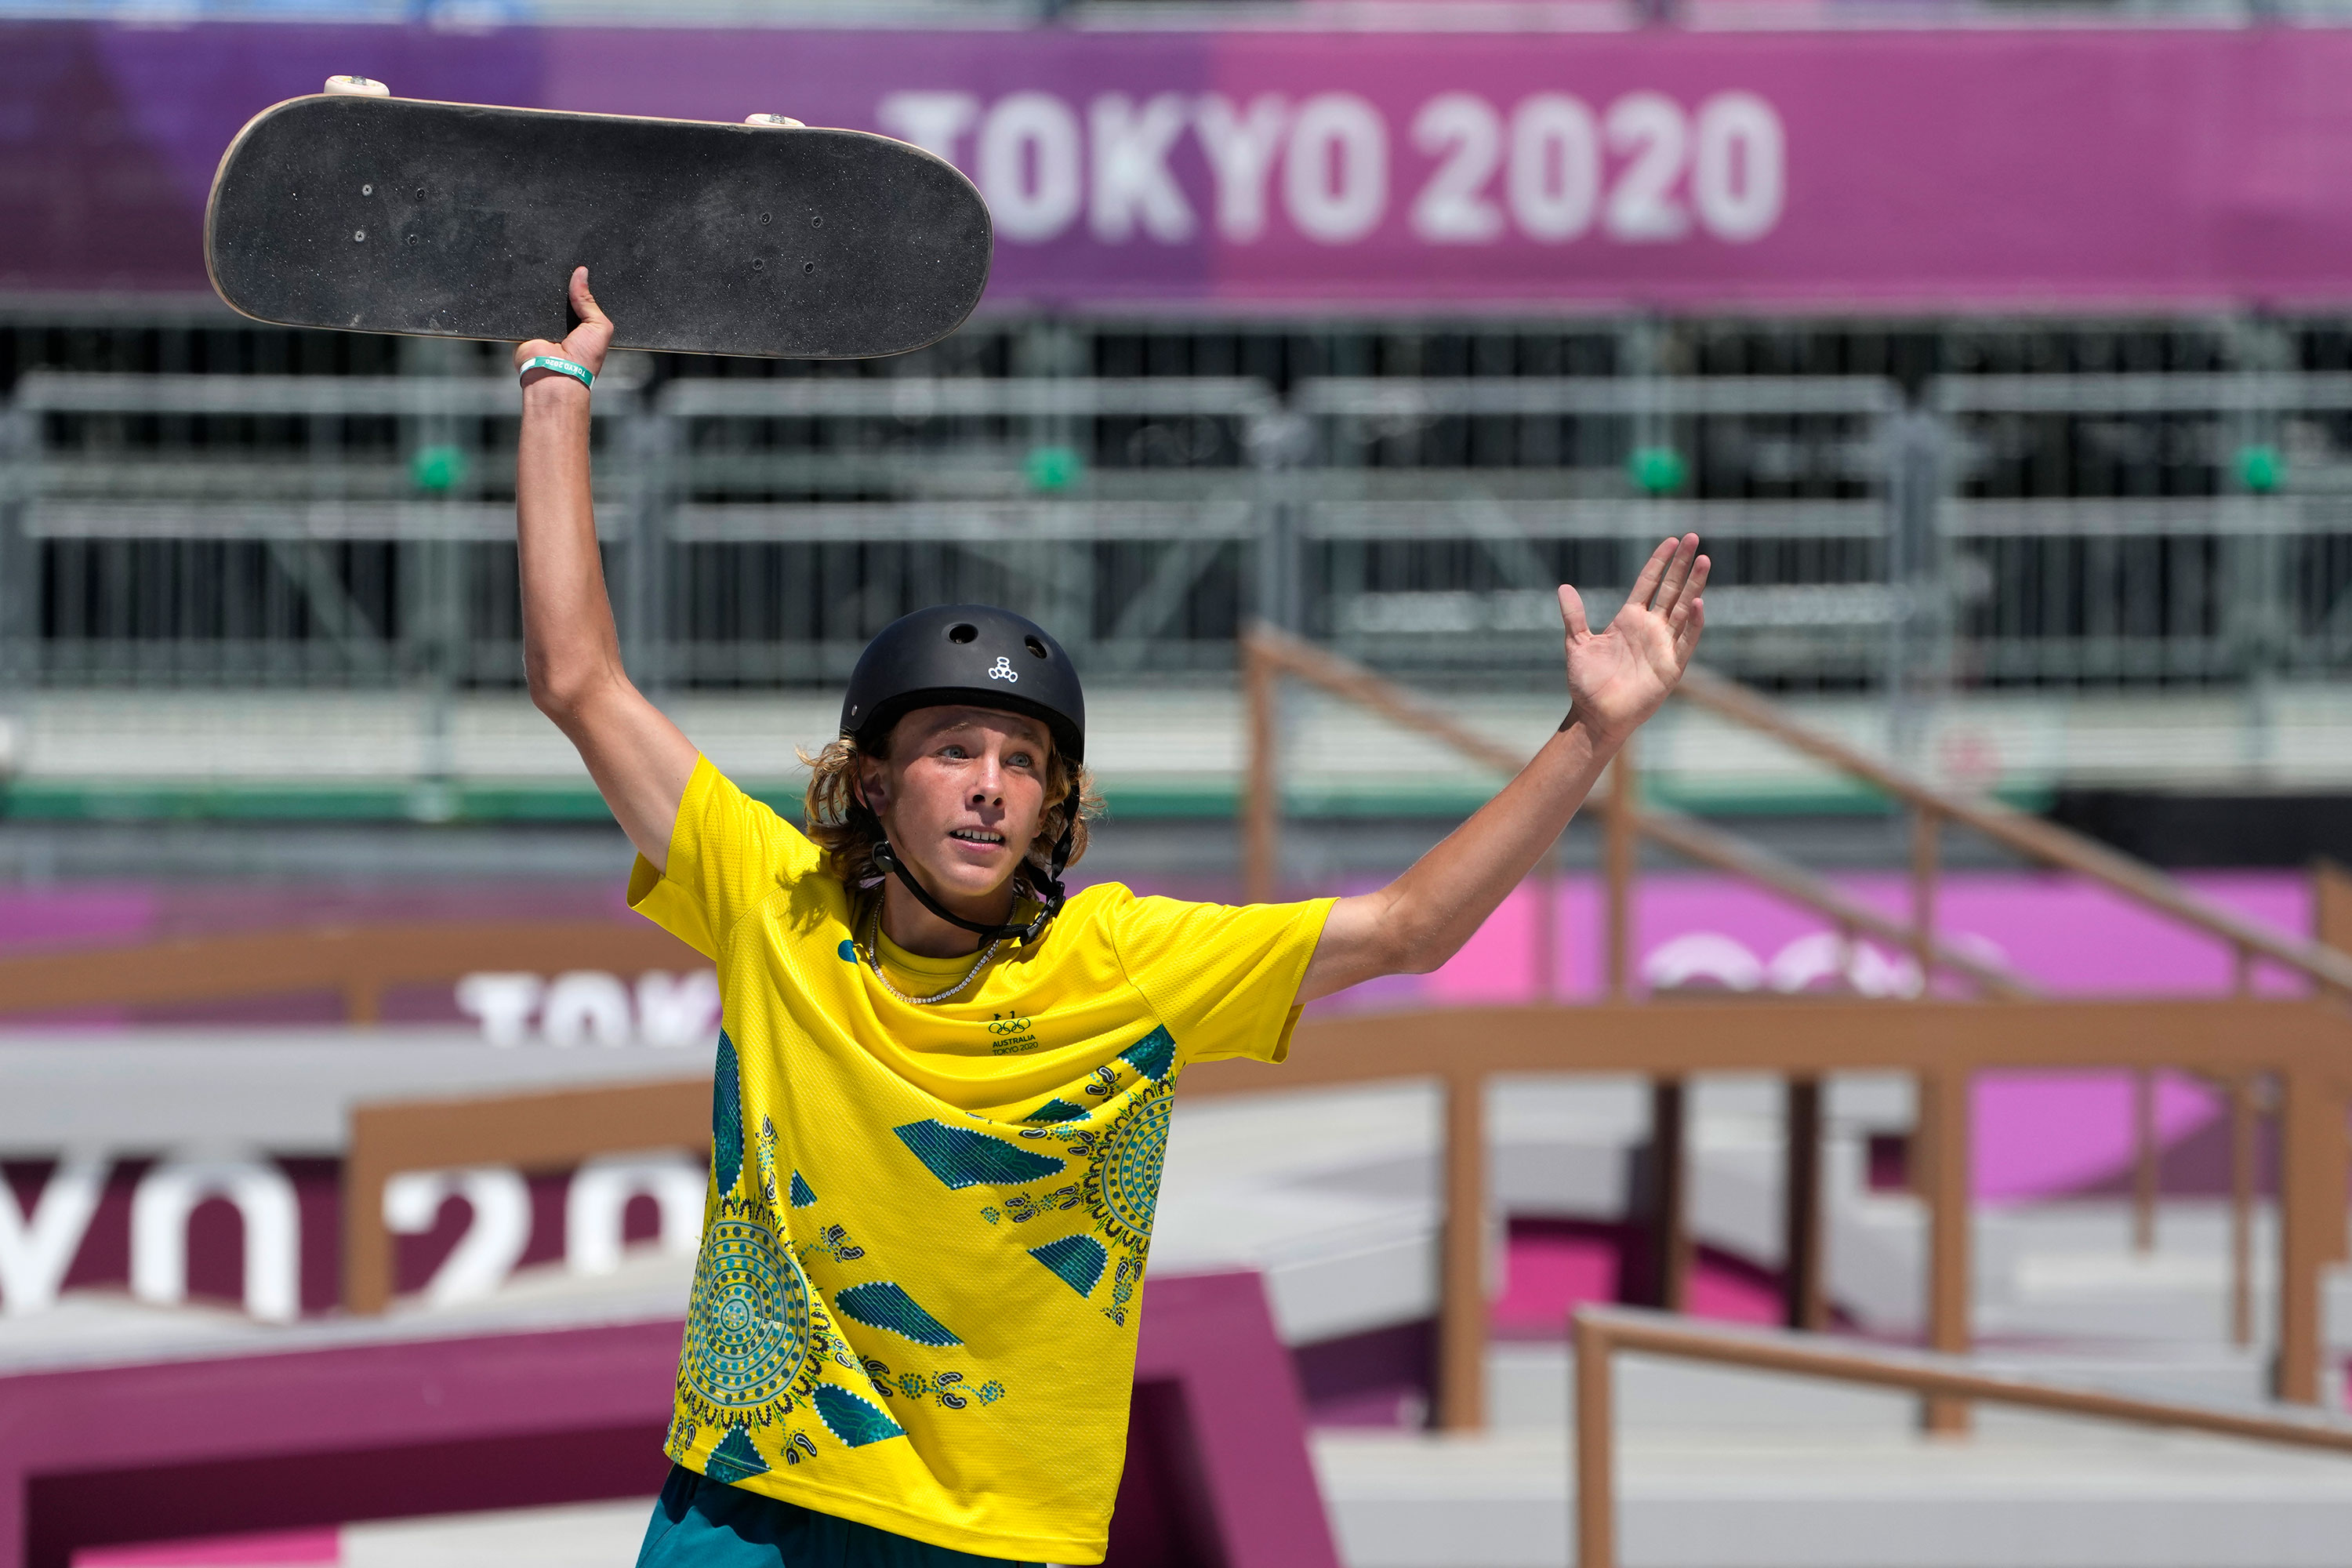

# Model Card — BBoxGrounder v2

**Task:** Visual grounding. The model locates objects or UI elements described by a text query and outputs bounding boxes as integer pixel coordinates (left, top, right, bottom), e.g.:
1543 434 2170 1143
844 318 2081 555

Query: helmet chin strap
866 782 1081 946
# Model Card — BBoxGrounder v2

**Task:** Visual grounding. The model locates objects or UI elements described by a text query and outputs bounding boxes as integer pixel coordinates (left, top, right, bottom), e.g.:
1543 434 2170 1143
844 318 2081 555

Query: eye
938 743 968 760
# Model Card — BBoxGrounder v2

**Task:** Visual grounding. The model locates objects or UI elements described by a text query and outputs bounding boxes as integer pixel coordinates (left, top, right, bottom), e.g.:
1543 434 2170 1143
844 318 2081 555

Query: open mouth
948 828 1005 846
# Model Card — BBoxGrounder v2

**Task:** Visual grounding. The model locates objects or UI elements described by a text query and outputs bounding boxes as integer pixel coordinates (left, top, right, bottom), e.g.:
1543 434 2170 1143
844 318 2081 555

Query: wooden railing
11 637 2351 1450
336 995 2352 1441
1240 625 2352 1360
0 920 697 1024
1572 1306 2352 1568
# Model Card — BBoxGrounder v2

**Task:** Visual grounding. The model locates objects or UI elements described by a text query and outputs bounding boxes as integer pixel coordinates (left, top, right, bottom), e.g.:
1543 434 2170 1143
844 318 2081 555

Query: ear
853 752 891 820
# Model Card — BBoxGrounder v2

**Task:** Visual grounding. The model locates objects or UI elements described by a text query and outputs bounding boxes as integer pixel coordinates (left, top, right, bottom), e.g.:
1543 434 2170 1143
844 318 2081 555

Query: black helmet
841 604 1084 764
841 604 1087 946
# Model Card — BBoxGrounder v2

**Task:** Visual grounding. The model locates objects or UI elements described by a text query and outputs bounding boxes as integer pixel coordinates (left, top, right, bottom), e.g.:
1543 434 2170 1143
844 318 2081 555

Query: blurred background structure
12 6 2352 1568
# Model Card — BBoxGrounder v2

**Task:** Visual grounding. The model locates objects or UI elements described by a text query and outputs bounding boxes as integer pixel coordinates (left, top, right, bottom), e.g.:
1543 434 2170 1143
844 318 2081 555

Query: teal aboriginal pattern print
711 1032 744 1193
706 1425 768 1483
1120 1025 1176 1084
1102 1250 1144 1327
811 1385 906 1447
796 1223 864 1265
682 1198 818 1416
894 1120 1066 1189
789 1171 817 1207
757 1116 780 1206
835 1281 964 1347
1085 1086 1173 1247
1029 1234 1108 1297
1022 1098 1090 1124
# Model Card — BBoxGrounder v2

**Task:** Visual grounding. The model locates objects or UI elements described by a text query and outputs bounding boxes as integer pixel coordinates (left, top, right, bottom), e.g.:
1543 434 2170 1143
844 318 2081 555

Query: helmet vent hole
1025 637 1047 659
947 622 978 644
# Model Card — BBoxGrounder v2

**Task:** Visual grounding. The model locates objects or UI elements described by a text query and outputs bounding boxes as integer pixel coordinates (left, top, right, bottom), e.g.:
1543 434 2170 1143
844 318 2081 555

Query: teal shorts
636 1465 1043 1568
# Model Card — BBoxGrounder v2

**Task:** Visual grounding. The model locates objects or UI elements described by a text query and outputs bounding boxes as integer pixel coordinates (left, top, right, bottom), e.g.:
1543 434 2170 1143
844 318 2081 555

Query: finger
1653 533 1700 611
1674 596 1706 662
1627 536 1675 612
1681 552 1711 604
572 266 613 330
1557 583 1591 641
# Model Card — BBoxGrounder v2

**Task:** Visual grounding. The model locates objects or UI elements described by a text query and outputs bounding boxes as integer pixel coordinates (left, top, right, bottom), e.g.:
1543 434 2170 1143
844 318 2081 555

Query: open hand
1558 534 1710 746
514 266 614 387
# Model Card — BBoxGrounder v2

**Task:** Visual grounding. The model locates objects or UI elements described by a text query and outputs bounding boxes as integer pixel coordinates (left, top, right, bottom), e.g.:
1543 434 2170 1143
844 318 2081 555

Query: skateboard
205 80 992 359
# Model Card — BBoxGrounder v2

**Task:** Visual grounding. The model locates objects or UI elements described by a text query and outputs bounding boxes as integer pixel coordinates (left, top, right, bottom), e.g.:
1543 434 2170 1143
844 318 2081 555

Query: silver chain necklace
860 898 1002 1007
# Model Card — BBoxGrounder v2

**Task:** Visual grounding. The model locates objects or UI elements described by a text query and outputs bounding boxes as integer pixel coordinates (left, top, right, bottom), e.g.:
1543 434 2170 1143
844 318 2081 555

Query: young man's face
858 706 1054 908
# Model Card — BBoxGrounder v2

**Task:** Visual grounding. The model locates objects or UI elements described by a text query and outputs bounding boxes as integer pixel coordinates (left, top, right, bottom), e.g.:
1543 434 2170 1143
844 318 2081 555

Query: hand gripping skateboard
205 79 992 359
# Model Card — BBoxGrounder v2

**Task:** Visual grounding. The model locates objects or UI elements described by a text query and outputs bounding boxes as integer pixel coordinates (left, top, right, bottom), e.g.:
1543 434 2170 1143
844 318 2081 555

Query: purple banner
8 22 2352 310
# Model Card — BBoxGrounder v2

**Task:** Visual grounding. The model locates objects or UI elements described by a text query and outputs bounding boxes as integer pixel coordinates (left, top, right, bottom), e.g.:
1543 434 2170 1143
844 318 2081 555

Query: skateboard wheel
744 114 804 129
324 76 390 97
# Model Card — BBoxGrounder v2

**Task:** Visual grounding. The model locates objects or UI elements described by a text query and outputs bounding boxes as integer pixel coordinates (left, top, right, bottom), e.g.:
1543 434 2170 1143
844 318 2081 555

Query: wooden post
2230 1073 2258 1348
1605 739 1637 1000
2275 1069 2322 1403
1533 838 1559 1002
1647 1078 1690 1312
1920 1064 1973 1433
343 978 381 1028
1573 1314 1616 1568
1436 1070 1490 1431
1241 633 1280 905
1909 805 1939 995
1783 1076 1826 1331
2274 1069 2348 1404
2132 1068 2159 1254
2227 946 2256 1345
341 1129 395 1316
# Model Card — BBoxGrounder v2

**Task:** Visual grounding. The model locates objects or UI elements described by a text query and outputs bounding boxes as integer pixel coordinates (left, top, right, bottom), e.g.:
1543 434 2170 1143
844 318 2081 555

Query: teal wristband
519 354 593 390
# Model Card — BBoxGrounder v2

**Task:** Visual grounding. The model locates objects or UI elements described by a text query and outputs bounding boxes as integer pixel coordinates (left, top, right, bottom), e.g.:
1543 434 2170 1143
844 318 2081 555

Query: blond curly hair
800 724 1102 889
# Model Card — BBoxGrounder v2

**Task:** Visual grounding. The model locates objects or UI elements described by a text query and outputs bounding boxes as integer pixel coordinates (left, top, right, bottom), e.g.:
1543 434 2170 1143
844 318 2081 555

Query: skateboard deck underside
206 96 992 359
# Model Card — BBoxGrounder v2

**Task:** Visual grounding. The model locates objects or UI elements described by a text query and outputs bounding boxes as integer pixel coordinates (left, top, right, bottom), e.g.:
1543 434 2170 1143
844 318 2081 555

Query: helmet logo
986 656 1018 684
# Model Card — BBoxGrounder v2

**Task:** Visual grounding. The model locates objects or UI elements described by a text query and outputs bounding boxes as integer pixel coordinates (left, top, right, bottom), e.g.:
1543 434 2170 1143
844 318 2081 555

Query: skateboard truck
743 114 806 129
323 76 390 97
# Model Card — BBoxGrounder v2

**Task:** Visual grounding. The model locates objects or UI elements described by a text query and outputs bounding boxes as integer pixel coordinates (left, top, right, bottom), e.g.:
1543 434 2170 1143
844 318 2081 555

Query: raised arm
1297 534 1709 1002
514 266 698 870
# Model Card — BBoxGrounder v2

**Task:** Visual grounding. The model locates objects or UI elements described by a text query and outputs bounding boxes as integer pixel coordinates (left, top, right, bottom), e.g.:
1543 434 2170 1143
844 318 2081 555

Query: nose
969 751 1004 805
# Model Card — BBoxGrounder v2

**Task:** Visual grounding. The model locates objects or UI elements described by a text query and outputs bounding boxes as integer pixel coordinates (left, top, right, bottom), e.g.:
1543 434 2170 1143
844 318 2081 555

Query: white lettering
1090 93 1195 243
565 1154 706 1278
1410 93 1504 245
540 970 633 1048
1283 93 1387 245
131 1155 300 1323
636 969 722 1049
384 1167 532 1307
978 93 1083 243
1692 91 1784 242
875 92 981 165
1603 92 1690 242
455 971 542 1047
1508 93 1601 243
1194 94 1287 243
0 1152 106 1317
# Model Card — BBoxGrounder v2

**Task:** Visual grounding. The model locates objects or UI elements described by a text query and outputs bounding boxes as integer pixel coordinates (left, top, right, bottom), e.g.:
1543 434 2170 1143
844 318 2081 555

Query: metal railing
14 366 2352 712
1570 1307 2352 1568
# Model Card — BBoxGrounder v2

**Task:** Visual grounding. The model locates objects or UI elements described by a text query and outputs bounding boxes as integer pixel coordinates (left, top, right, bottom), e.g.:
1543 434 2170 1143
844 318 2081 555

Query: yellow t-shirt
628 757 1333 1564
